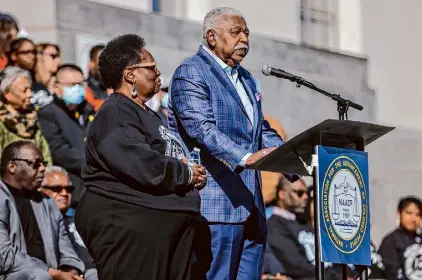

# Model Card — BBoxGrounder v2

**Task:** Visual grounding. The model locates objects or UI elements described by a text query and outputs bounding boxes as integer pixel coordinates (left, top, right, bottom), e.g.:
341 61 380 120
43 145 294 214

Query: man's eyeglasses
292 189 307 198
55 80 86 87
42 185 74 193
17 49 36 56
12 158 47 169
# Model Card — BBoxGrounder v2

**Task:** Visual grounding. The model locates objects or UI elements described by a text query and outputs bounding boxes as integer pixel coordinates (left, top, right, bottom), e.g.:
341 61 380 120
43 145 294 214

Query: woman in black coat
75 34 207 280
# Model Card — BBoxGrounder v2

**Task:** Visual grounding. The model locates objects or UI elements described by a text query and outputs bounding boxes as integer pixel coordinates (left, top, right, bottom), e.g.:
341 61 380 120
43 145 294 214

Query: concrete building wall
0 0 57 42
2 0 422 245
362 0 422 131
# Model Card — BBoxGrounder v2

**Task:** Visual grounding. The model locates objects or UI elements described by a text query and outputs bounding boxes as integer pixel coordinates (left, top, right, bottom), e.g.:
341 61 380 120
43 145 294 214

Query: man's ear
206 30 217 48
7 161 17 175
277 189 285 201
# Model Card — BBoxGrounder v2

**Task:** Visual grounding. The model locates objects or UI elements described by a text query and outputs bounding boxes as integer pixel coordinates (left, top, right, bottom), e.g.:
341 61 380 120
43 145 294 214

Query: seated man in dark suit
0 141 84 280
38 64 95 206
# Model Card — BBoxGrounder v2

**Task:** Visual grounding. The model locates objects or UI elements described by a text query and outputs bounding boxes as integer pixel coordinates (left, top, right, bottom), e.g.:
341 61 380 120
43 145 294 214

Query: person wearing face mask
37 64 93 207
0 66 52 164
378 196 422 280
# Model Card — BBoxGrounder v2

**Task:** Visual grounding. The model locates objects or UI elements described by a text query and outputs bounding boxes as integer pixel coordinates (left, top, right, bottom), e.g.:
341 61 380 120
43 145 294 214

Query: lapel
238 68 260 140
197 47 250 120
0 181 26 252
31 198 58 268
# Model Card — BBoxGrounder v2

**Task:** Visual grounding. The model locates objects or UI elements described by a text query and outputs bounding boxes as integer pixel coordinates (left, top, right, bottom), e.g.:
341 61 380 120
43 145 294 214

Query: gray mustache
234 45 249 52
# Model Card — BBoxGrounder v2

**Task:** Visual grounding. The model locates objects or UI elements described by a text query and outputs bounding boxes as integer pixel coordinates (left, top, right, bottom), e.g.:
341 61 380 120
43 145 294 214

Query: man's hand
48 268 83 280
245 147 276 167
261 273 290 280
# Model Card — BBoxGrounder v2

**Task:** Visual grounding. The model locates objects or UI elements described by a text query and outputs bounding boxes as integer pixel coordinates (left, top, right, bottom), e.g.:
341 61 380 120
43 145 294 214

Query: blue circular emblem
321 156 368 254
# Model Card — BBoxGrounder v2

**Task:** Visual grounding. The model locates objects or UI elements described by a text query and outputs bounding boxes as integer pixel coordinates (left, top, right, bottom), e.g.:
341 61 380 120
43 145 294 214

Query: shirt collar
272 206 296 221
201 45 240 75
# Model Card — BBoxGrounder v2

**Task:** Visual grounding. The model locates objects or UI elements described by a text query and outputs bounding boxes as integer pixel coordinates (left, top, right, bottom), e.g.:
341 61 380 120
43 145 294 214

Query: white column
338 0 363 54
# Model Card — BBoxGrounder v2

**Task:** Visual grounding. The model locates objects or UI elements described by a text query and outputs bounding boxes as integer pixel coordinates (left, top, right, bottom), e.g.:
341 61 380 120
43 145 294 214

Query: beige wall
362 0 422 130
89 0 152 12
160 0 301 43
0 0 57 42
338 0 363 54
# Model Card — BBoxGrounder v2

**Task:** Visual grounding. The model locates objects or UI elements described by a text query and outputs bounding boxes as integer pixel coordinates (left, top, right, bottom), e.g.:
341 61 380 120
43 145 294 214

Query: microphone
262 65 297 82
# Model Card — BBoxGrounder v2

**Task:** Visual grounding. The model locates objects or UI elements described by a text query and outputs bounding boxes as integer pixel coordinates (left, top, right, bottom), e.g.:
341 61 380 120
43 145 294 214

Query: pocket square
255 92 262 102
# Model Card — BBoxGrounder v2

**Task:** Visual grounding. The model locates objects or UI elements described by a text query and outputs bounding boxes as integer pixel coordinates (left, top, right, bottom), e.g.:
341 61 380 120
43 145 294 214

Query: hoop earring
131 82 137 98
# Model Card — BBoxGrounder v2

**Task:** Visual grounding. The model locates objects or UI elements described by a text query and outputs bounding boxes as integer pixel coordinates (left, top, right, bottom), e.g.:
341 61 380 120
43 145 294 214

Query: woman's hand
189 164 207 189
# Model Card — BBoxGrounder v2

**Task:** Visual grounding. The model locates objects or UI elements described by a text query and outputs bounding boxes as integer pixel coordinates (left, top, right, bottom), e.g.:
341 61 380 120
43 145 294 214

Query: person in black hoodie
74 34 207 280
267 177 319 280
378 196 422 280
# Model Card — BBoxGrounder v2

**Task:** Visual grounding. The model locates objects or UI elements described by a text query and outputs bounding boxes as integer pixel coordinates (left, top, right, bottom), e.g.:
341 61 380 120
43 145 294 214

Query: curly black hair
98 34 146 90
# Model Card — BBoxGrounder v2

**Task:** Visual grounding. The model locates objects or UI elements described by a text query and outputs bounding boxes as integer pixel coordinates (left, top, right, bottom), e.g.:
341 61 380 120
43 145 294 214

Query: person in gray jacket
0 140 85 280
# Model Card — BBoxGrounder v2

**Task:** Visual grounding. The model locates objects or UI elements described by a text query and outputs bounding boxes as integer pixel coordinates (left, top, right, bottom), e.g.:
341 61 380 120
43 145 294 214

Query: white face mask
145 94 161 112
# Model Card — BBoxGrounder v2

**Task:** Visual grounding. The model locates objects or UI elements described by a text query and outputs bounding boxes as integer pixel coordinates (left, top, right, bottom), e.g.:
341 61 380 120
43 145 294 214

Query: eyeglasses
126 62 158 73
42 185 74 193
17 49 36 56
292 189 307 198
56 80 86 87
12 158 47 169
42 52 60 60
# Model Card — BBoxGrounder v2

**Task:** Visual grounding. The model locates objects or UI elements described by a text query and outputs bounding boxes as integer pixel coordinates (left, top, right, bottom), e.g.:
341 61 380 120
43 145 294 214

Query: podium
251 119 394 280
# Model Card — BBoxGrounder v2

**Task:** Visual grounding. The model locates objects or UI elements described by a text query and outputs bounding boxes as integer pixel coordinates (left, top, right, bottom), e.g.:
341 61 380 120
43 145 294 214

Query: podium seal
321 156 368 254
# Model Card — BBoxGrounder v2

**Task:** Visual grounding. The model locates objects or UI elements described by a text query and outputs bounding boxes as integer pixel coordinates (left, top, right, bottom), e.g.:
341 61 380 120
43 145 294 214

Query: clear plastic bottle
190 147 201 165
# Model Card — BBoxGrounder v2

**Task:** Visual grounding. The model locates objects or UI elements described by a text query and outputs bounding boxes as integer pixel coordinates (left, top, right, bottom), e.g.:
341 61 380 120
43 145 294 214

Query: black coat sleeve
267 220 316 278
38 106 84 173
96 125 191 195
378 233 400 280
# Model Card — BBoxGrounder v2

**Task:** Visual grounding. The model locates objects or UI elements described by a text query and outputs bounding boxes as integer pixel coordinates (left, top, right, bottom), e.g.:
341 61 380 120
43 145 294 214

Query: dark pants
75 190 201 280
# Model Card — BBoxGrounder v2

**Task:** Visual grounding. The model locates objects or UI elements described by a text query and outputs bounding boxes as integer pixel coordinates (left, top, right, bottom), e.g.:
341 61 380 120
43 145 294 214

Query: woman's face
12 40 36 70
400 203 422 233
37 46 61 74
133 48 161 100
4 76 32 111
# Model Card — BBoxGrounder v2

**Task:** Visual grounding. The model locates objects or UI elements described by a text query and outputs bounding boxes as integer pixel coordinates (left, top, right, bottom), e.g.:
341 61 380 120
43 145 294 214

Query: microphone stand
288 75 363 120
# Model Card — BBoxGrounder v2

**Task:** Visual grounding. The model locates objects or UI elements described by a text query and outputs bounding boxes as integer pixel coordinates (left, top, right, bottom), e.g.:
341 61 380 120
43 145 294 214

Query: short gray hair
0 66 32 94
43 165 72 185
202 7 244 43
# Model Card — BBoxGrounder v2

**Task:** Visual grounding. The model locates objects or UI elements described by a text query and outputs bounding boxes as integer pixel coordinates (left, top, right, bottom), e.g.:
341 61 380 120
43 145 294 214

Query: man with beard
168 7 288 279
0 141 84 280
266 177 317 280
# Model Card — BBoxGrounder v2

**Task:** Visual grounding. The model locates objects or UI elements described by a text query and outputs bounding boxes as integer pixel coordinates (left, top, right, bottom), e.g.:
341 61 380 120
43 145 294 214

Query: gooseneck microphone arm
262 65 363 120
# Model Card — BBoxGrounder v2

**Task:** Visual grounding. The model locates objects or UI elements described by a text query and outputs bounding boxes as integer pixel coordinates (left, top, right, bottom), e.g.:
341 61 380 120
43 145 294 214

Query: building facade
2 0 422 245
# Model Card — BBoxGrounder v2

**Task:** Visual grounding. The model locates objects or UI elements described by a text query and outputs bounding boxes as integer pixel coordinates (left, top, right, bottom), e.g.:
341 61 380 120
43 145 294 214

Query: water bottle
190 147 201 165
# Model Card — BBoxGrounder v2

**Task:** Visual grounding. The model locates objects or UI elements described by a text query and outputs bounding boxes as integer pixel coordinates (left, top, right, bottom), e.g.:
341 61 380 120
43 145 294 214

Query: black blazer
37 102 86 205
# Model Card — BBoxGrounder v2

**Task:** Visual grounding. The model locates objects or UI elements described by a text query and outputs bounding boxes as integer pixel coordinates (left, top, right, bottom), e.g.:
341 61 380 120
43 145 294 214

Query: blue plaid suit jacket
168 47 285 223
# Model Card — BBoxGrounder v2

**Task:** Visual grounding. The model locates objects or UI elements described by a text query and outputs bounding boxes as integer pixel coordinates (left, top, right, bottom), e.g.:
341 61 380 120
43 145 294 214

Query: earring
131 82 137 98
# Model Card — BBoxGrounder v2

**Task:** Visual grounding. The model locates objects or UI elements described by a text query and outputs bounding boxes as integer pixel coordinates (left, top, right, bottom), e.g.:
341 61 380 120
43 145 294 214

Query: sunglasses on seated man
42 185 75 193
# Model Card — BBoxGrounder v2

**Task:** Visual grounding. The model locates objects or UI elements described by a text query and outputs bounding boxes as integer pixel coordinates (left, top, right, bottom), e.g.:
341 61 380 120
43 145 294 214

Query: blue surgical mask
161 93 169 109
63 84 86 105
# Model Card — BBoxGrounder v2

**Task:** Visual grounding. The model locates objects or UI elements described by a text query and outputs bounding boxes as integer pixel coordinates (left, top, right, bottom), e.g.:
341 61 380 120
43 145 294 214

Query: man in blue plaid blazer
168 7 286 280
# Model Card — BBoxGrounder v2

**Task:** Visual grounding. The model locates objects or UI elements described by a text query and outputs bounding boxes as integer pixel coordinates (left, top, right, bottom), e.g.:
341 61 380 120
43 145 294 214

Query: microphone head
262 64 273 76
